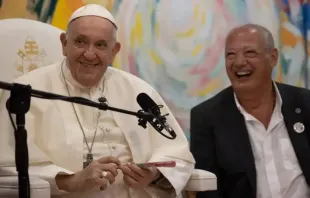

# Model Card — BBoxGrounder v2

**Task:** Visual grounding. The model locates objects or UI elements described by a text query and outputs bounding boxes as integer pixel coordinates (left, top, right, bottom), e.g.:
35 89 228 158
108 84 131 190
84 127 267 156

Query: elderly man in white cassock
0 4 195 198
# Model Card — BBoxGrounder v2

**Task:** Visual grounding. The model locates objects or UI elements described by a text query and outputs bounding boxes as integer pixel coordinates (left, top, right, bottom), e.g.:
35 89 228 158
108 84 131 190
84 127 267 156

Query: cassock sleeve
146 89 195 196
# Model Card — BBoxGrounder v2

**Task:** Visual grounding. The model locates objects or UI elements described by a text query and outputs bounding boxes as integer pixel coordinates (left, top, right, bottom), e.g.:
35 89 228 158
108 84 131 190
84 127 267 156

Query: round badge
293 122 305 133
295 108 301 114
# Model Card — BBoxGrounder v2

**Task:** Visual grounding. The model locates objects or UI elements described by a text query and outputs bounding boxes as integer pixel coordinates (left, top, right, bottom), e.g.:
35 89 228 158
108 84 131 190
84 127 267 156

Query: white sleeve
147 89 196 196
0 163 74 195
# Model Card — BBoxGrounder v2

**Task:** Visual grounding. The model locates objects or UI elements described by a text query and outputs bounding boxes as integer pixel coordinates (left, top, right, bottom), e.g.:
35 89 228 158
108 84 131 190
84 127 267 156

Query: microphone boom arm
1 81 150 118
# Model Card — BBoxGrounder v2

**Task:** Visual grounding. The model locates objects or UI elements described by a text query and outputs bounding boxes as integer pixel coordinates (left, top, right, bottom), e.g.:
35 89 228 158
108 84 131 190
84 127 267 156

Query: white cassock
0 59 195 198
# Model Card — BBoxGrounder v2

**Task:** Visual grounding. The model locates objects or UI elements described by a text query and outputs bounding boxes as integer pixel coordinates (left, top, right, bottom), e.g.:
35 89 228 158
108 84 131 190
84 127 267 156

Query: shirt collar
234 81 283 120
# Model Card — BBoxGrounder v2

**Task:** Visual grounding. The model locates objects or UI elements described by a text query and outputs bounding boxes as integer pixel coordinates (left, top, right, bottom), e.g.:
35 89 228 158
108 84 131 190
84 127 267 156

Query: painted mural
0 0 309 138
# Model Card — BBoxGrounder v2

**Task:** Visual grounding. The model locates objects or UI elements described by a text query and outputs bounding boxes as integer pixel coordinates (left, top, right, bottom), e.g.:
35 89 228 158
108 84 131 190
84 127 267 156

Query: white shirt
234 83 310 198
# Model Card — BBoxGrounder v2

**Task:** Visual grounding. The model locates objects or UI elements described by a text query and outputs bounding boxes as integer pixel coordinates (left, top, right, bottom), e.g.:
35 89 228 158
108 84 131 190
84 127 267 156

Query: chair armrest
0 176 51 198
184 169 217 191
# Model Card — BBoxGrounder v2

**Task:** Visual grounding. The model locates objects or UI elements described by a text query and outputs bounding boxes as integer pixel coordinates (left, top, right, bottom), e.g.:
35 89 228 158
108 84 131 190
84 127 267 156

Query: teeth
82 63 95 67
236 71 251 76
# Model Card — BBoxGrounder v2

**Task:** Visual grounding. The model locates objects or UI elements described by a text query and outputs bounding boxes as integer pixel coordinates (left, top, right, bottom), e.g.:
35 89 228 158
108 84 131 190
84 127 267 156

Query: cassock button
293 122 305 133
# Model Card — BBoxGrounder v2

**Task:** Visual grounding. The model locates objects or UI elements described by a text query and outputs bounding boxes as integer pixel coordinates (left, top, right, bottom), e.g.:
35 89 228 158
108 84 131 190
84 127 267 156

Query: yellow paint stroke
201 11 206 25
194 4 199 20
176 5 199 38
155 22 159 37
192 44 202 56
176 28 195 38
149 50 163 65
51 0 84 30
113 55 120 69
130 13 143 47
279 10 288 22
189 77 222 96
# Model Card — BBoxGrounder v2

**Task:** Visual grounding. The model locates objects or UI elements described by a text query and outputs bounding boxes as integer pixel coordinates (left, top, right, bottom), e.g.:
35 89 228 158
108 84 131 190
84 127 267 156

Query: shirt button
106 128 111 132
112 145 116 149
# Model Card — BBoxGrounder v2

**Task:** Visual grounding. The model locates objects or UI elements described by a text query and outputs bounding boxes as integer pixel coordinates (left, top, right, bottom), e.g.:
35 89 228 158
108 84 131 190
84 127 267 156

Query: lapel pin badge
295 108 301 114
293 122 305 133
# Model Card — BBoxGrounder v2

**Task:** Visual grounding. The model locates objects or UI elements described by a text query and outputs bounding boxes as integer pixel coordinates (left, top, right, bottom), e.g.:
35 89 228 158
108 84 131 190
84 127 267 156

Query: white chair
0 18 216 198
0 18 64 198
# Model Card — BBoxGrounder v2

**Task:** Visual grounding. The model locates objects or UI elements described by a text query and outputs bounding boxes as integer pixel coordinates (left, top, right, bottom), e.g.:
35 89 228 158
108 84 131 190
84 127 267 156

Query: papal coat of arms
16 37 46 74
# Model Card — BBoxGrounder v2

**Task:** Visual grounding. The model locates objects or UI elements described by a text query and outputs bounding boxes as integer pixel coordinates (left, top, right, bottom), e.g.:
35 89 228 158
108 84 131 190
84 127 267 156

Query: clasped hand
61 156 120 192
119 163 160 189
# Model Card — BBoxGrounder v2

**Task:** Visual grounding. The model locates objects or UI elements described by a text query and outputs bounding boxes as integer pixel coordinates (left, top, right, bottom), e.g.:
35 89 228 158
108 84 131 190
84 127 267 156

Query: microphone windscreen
136 93 158 113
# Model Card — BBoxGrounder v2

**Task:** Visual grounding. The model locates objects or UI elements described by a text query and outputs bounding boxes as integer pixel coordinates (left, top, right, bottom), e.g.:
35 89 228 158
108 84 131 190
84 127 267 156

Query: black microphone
136 93 177 139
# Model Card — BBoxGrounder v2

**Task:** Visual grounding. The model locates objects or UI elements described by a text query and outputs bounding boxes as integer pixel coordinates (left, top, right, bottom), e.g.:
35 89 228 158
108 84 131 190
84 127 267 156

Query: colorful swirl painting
0 0 309 138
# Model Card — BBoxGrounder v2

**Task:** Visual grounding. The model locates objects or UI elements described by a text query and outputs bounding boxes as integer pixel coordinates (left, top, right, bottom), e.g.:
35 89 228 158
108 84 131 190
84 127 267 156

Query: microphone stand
0 81 151 198
5 83 31 198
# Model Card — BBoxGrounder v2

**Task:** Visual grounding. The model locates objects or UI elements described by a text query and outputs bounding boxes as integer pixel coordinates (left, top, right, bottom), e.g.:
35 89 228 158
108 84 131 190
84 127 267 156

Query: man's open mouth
235 71 252 78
